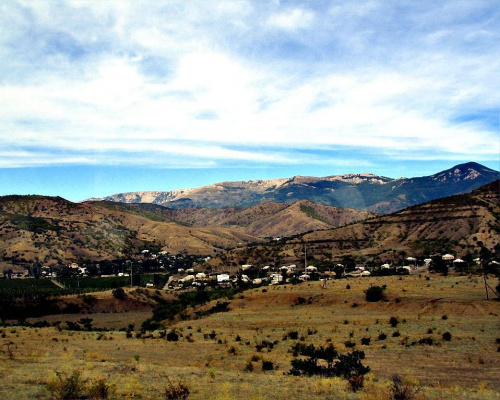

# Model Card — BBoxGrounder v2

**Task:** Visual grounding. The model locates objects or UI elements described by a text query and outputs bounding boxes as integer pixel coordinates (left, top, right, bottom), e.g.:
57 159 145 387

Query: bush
163 377 190 399
289 343 370 382
389 317 399 327
88 378 113 399
365 286 386 302
46 370 113 399
388 374 419 400
244 361 254 372
112 287 126 300
46 371 86 400
442 332 452 341
348 374 364 392
261 360 274 371
418 337 433 346
166 331 179 342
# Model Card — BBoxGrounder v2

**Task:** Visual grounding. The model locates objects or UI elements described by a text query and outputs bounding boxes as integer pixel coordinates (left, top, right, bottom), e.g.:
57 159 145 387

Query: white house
217 274 230 283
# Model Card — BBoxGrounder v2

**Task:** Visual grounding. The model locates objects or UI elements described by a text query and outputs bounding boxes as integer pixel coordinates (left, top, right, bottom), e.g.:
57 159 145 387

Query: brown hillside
0 196 261 267
122 200 374 238
213 180 500 268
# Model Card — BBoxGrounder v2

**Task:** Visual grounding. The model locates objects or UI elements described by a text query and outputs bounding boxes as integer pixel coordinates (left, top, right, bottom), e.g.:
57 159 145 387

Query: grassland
0 274 499 399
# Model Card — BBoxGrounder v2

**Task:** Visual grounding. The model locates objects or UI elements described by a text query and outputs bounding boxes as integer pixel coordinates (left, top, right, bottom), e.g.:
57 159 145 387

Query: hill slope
117 200 375 238
213 180 500 268
95 162 500 214
0 196 260 267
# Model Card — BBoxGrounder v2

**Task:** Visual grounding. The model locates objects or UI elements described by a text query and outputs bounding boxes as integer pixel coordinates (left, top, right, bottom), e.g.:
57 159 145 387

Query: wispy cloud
1 0 498 170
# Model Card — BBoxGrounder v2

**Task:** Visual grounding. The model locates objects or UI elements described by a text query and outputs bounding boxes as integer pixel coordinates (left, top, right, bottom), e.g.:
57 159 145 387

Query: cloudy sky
1 0 499 201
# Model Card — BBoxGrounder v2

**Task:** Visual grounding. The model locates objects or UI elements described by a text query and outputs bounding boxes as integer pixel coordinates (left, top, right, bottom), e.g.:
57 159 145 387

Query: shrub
442 332 452 341
388 374 419 400
166 331 179 342
261 360 274 371
285 330 299 340
348 374 365 392
361 337 371 346
289 343 370 383
88 378 113 399
163 377 190 399
46 370 86 400
389 317 399 327
365 286 386 302
418 337 433 346
378 333 387 341
244 361 254 372
112 287 126 300
46 371 112 399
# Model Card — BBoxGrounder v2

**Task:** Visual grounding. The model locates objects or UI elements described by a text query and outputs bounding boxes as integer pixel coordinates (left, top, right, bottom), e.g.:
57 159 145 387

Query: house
217 274 230 283
270 273 283 284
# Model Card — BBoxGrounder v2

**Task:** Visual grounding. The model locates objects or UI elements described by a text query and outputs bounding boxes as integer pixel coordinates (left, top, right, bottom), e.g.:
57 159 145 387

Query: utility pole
482 259 489 300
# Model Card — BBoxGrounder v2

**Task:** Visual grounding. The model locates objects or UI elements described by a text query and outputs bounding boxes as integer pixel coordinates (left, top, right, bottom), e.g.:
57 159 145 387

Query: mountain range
94 162 500 214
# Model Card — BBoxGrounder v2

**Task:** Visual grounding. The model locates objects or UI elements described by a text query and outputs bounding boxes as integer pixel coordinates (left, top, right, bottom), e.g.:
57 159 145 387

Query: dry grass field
1 274 499 399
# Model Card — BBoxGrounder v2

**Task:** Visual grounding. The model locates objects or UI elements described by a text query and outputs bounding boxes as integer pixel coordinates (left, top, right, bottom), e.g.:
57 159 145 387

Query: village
5 247 495 295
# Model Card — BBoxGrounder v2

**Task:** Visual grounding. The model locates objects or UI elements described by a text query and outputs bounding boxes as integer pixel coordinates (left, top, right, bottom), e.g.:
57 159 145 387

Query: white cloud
0 0 499 171
268 8 315 30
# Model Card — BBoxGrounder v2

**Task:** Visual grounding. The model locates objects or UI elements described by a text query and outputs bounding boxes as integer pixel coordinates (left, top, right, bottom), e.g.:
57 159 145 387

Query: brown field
1 274 499 399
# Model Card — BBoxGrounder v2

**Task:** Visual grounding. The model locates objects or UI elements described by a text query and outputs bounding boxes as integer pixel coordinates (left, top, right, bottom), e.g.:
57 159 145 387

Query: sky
1 0 499 202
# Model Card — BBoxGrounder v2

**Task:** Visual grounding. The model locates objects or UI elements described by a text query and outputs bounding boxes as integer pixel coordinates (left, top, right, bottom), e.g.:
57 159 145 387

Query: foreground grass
1 274 499 399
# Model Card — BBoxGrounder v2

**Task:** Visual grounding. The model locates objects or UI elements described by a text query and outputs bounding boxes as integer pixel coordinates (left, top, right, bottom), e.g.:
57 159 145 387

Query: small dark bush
344 340 356 348
365 286 386 302
244 361 253 372
442 332 452 341
286 330 299 340
112 287 126 300
166 331 179 342
389 317 399 327
261 360 274 371
418 337 433 346
392 331 401 337
361 337 370 346
378 333 387 341
388 374 419 400
348 374 364 392
163 377 190 399
296 297 306 305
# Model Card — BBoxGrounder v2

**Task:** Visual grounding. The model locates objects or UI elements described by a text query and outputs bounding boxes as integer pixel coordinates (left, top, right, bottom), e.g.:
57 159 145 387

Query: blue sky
1 0 499 202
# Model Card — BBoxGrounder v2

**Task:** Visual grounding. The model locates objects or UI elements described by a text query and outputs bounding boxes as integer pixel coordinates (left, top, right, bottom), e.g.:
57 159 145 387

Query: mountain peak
431 162 498 183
